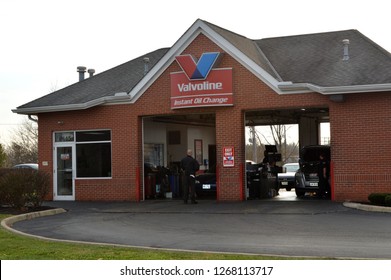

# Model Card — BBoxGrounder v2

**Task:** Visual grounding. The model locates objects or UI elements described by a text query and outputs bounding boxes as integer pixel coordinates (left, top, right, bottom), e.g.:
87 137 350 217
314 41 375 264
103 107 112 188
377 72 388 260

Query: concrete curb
343 202 391 213
1 208 67 235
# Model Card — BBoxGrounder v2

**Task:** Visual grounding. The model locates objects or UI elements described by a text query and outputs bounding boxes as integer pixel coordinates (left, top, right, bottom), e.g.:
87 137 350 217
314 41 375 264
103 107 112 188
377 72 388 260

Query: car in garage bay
277 162 299 191
195 165 216 197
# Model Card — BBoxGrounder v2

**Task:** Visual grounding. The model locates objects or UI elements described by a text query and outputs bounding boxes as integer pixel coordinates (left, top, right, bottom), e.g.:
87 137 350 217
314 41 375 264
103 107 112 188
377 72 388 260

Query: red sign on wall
170 52 233 109
223 146 235 167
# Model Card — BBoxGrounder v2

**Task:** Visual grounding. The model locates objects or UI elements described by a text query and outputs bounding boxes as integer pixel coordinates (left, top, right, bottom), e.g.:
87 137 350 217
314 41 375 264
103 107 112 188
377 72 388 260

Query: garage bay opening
142 114 216 201
245 108 330 201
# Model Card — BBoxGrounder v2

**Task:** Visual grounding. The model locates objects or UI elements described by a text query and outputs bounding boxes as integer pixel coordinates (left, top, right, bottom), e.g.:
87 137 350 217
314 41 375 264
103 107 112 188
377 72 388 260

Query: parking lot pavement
5 199 391 259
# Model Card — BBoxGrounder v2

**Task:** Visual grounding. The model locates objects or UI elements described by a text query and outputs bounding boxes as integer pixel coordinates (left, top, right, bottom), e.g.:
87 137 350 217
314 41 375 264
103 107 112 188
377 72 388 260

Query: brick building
13 19 391 202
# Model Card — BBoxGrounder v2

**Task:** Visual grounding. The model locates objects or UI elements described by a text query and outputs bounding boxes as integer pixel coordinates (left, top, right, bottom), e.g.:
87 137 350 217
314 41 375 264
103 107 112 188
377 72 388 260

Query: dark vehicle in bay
195 165 216 197
295 145 330 197
195 162 259 197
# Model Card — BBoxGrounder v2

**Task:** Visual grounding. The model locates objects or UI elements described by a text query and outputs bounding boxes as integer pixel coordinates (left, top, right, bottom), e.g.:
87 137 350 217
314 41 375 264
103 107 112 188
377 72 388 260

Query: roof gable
128 19 283 103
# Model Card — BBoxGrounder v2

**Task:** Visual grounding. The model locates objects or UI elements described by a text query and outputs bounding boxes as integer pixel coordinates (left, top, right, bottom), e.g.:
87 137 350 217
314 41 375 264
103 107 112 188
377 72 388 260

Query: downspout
28 114 38 123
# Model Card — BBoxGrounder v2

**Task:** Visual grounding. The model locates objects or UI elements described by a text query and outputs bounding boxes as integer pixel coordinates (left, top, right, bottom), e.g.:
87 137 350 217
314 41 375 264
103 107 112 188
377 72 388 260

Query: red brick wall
38 33 391 202
38 106 140 201
329 92 391 202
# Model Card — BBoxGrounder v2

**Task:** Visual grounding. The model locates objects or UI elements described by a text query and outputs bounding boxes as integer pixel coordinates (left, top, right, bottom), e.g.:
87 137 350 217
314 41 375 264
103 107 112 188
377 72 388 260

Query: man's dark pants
183 175 196 203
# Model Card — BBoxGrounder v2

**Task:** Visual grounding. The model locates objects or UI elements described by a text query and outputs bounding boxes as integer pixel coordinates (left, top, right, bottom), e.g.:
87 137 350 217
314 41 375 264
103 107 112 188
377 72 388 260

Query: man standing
181 149 200 204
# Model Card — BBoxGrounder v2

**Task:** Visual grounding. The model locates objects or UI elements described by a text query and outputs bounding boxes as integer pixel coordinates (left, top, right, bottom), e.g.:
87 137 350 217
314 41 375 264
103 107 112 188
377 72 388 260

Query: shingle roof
256 29 391 86
17 48 169 109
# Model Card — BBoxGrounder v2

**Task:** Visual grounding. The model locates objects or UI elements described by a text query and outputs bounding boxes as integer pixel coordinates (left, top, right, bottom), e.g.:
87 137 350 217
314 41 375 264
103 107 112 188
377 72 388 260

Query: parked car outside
13 163 39 170
295 145 331 197
277 162 299 191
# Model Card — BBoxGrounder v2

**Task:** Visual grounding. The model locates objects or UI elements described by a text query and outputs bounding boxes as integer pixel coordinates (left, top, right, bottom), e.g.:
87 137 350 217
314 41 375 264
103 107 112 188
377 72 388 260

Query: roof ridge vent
77 66 87 81
342 39 350 61
88 68 95 77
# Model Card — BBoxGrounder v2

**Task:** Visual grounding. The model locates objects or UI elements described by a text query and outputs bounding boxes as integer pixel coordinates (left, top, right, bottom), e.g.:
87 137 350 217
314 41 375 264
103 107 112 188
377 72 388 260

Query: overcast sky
1 0 390 145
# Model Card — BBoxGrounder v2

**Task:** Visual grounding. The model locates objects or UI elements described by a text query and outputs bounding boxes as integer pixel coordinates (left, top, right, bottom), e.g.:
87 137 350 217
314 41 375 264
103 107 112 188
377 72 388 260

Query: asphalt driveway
8 199 391 259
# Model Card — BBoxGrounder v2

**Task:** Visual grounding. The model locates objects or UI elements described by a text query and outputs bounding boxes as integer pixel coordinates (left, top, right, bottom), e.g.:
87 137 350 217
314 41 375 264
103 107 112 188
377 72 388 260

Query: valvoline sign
170 52 233 109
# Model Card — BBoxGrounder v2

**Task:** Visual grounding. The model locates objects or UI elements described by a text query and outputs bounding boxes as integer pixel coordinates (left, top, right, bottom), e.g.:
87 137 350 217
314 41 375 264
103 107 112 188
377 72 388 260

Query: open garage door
142 114 216 201
245 107 330 201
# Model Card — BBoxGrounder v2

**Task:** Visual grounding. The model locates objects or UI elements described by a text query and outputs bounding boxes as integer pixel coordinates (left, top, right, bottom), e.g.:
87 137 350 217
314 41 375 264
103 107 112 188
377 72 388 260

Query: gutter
12 93 131 115
277 82 391 95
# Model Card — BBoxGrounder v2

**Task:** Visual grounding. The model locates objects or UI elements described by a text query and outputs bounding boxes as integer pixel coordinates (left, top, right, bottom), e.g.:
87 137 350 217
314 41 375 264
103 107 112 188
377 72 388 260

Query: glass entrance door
54 145 75 200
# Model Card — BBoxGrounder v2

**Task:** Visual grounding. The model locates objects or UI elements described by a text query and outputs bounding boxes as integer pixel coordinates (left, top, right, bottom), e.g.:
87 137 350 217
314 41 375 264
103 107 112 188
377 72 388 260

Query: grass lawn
1 214 308 260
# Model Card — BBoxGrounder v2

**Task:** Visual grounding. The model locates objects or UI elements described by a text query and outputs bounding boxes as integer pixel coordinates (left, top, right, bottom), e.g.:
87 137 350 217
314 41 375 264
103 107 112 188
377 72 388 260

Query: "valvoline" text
177 81 223 92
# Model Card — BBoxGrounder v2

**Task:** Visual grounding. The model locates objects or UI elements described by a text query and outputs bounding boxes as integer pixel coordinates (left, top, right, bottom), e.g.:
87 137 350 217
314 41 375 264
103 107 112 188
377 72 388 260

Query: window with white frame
55 130 112 178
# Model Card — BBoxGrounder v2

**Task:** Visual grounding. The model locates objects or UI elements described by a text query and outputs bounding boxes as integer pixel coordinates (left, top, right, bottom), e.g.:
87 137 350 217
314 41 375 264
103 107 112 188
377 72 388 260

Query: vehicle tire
295 189 305 197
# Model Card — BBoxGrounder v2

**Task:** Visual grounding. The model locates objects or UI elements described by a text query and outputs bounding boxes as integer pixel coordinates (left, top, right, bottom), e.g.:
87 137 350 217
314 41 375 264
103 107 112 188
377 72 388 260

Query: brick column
215 108 245 200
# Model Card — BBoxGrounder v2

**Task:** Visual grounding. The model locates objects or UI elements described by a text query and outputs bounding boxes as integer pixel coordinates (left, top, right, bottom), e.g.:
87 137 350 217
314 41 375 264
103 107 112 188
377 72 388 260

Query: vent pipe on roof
143 57 150 75
77 66 87 81
342 39 350 61
88 68 95 77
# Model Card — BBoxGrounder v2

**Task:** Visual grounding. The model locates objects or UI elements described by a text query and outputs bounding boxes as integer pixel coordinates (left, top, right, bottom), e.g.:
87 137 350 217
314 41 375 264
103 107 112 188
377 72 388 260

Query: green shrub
0 169 50 209
368 193 391 206
26 170 50 207
0 169 29 208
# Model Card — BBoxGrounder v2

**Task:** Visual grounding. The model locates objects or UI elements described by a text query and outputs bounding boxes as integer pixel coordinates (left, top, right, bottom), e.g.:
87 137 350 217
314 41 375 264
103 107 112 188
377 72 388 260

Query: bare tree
246 124 299 163
266 124 299 163
6 118 38 166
